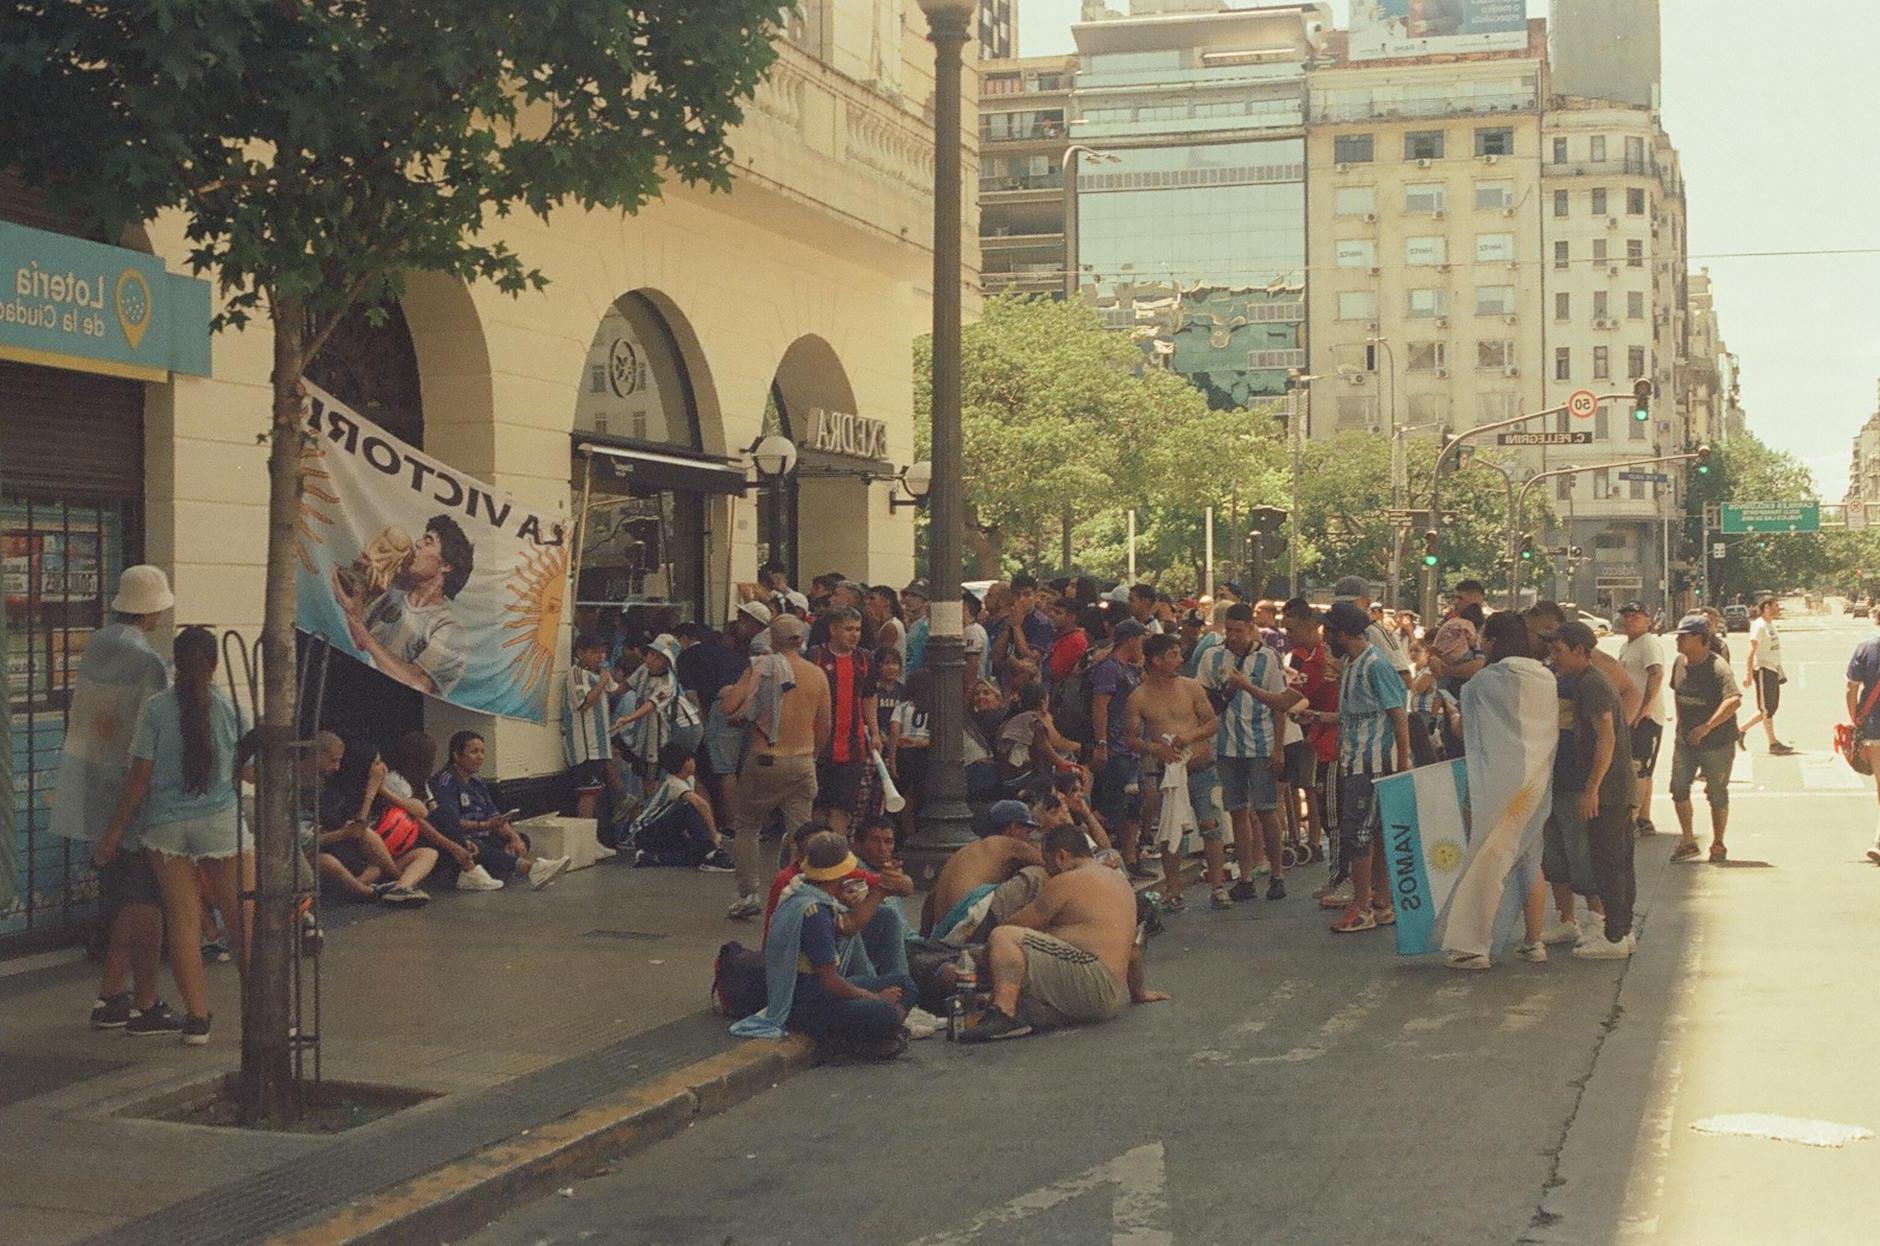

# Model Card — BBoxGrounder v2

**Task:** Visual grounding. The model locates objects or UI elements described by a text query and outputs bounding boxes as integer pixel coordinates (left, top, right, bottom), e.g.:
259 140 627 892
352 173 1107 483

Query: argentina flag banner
1375 654 1559 958
1374 761 1471 956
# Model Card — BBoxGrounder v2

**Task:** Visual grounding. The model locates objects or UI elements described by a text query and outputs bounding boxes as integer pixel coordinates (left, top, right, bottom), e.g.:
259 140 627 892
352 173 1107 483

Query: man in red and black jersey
808 607 878 834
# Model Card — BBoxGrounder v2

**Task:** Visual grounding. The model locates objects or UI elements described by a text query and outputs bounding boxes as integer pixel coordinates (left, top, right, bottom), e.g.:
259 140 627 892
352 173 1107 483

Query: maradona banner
294 381 568 722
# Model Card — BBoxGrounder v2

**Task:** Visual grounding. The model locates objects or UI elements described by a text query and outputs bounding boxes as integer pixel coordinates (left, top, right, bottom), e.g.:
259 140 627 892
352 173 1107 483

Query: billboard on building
1348 0 1528 61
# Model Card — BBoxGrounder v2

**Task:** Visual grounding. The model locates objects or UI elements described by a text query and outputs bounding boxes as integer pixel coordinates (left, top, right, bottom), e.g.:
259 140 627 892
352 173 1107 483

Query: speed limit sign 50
1567 389 1598 420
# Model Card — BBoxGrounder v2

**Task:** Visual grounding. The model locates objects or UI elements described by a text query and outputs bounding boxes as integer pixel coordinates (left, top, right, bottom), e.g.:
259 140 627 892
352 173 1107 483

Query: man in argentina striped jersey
1323 601 1413 936
1196 604 1304 908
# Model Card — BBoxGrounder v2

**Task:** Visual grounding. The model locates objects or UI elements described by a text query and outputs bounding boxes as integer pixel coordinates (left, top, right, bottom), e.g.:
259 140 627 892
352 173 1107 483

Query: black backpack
710 941 768 1020
1050 651 1097 748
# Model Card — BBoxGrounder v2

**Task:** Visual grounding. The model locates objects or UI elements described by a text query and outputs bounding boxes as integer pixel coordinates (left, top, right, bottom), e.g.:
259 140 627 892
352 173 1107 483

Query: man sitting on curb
921 799 1047 939
851 816 917 977
962 822 1170 1042
730 831 917 1058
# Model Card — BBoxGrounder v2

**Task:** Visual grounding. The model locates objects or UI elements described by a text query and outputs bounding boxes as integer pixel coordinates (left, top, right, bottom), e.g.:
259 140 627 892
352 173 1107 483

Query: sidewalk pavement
0 854 790 1245
1 845 1197 1246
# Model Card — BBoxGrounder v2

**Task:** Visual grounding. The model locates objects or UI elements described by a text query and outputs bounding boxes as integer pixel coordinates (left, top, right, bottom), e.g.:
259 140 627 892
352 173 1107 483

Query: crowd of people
52 555 1816 1053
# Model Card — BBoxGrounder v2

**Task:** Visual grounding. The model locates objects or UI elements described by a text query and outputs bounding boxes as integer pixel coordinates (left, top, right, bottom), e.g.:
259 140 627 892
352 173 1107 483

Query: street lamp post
907 0 977 886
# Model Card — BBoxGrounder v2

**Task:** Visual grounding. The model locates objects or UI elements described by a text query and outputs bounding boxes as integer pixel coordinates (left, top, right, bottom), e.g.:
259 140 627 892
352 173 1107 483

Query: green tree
1293 434 1551 602
1 0 785 1123
915 295 1288 581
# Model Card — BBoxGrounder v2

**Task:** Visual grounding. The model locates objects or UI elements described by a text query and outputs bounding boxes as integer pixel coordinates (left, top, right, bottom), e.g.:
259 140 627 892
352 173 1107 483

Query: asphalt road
470 613 1880 1246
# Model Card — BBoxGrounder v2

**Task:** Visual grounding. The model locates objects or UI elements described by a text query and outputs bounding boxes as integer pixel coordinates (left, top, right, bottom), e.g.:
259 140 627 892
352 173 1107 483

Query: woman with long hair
96 627 248 1046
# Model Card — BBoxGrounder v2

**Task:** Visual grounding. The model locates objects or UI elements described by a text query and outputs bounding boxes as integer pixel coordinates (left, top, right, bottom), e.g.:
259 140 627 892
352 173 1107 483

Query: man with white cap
50 565 181 1035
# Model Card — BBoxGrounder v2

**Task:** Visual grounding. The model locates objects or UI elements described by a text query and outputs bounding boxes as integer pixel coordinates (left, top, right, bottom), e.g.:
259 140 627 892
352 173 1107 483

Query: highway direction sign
1720 502 1820 534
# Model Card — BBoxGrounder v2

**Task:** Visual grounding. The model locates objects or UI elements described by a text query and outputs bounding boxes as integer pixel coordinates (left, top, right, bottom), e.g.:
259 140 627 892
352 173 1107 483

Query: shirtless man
1123 633 1220 912
720 615 831 919
919 799 1044 936
963 822 1170 1042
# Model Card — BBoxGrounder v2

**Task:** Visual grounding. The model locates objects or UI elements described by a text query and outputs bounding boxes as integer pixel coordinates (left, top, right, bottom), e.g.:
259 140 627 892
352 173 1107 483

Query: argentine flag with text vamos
1376 655 1558 957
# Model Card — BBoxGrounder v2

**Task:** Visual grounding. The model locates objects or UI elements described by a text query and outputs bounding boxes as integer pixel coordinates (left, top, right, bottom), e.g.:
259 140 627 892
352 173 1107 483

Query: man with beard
335 514 473 696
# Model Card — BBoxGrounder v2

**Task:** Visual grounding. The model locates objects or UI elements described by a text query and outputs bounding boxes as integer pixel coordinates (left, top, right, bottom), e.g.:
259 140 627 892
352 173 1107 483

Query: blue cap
988 799 1039 829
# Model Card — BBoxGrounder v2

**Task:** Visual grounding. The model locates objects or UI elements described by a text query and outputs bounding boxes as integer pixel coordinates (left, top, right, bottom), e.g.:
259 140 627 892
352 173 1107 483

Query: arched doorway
302 301 426 752
572 291 743 635
769 336 885 585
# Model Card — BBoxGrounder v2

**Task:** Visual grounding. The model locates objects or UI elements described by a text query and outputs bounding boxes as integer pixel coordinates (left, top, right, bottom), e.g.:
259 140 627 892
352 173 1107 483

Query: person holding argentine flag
1439 612 1559 971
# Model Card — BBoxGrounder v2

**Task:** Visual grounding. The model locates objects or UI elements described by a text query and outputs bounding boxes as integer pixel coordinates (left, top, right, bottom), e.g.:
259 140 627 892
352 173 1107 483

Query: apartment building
1538 97 1688 611
1067 2 1326 405
979 55 1076 298
1306 23 1549 441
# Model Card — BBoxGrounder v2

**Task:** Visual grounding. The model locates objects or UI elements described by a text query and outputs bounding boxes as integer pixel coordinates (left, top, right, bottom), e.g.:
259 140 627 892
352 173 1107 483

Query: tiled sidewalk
0 856 756 1244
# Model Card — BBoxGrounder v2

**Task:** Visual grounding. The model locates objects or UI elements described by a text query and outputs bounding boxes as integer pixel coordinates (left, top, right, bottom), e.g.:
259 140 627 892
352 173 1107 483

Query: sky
1016 0 1880 499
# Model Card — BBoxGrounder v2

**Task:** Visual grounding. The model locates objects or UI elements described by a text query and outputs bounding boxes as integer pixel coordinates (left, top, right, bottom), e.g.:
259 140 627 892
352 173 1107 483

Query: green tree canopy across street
0 0 786 1124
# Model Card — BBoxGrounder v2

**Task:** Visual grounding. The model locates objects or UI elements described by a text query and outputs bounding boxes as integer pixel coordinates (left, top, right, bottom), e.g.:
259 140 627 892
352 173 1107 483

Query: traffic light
1694 444 1712 475
1631 377 1653 423
1422 529 1439 568
1519 533 1535 561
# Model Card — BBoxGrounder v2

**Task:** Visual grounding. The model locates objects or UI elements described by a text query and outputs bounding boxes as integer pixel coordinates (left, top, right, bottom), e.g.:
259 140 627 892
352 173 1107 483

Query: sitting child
625 742 735 871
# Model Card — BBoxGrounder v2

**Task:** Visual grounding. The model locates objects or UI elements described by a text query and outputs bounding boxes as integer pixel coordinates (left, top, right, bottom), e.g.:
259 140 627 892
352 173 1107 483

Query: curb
271 1036 817 1246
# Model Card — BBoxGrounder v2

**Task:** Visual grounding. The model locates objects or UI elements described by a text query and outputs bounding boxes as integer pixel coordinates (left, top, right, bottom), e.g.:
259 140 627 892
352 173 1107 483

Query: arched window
574 293 700 449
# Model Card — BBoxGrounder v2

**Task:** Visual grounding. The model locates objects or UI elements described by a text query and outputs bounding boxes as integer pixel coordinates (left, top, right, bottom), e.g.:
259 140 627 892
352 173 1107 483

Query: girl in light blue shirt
99 627 247 1046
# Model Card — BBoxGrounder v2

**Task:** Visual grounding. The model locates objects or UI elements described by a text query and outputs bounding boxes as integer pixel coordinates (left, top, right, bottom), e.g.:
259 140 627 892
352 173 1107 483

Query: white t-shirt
891 699 931 746
1748 616 1784 676
365 588 468 695
1617 633 1667 725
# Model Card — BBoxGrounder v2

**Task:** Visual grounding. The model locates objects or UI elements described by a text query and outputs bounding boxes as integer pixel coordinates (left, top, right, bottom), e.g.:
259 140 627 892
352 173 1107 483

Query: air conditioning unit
1417 157 1433 168
1368 266 1381 276
1432 209 1447 220
1503 365 1520 378
1435 316 1449 328
1503 313 1518 325
1506 260 1519 270
1336 161 1352 173
1366 321 1380 332
1482 154 1500 165
1607 217 1619 229
1594 317 1614 329
1346 372 1367 385
1433 366 1450 378
1363 212 1378 223
1436 262 1451 273
1501 205 1517 217
1607 265 1620 277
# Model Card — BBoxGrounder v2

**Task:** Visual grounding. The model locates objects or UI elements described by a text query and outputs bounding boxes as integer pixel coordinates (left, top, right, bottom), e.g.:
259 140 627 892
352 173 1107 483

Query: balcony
1308 90 1538 125
979 170 1065 193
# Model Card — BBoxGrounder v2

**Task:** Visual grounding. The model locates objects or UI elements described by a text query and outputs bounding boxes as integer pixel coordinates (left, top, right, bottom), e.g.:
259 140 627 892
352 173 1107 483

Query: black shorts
1754 668 1782 718
99 850 162 913
1281 740 1317 788
814 759 868 815
1632 719 1663 779
570 758 613 790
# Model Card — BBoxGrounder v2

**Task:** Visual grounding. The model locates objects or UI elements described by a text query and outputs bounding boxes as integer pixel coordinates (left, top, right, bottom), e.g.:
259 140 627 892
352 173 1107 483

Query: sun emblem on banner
1429 838 1464 874
501 539 568 701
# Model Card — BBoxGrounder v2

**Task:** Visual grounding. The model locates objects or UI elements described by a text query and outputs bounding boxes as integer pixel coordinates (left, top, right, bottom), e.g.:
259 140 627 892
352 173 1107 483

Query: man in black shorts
1615 602 1667 836
808 607 877 834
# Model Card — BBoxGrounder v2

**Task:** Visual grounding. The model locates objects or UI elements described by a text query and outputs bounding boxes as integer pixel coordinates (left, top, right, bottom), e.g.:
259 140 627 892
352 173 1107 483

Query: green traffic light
1422 554 1439 567
1520 550 1533 561
1696 463 1710 475
1632 406 1650 422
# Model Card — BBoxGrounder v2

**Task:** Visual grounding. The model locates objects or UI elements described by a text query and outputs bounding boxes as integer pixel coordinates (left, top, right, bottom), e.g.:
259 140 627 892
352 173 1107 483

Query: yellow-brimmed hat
802 852 860 882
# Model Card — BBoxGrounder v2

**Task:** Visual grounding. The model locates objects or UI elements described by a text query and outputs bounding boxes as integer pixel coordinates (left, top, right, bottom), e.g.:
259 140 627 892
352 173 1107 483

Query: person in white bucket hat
50 565 182 1036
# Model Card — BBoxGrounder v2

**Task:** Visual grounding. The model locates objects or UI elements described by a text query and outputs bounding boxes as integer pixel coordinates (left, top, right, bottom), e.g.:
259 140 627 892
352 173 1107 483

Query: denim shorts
1094 752 1141 824
1218 755 1279 813
703 702 749 776
1669 740 1734 808
142 807 242 861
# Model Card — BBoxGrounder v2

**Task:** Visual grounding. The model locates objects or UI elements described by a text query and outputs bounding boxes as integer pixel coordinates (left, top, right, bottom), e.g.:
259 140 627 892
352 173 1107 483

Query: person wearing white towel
1122 634 1220 914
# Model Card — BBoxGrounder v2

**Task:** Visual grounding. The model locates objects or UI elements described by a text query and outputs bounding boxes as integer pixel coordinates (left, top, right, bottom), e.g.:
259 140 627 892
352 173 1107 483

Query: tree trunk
240 299 307 1126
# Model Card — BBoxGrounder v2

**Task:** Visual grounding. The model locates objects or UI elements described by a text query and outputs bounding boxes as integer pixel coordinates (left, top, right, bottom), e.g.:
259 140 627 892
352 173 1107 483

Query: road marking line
904 1143 1171 1246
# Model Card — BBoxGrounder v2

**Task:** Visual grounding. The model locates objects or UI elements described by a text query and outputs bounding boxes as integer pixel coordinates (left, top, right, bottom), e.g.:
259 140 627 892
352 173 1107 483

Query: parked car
1560 603 1612 637
1723 604 1751 632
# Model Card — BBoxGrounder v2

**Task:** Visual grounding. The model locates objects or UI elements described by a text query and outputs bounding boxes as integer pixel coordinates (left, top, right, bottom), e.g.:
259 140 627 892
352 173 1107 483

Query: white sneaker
1540 916 1581 946
727 893 762 920
1572 931 1634 960
1516 941 1549 964
1445 950 1492 971
903 1006 943 1040
455 864 503 892
529 856 571 891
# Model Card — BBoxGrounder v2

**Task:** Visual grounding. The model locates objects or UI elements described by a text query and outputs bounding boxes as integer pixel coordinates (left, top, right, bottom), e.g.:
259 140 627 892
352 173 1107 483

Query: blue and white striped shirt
1196 642 1288 759
1338 643 1408 775
566 664 613 765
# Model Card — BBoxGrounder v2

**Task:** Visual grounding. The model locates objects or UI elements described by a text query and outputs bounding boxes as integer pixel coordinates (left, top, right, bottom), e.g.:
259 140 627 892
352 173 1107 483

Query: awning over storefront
575 439 749 495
